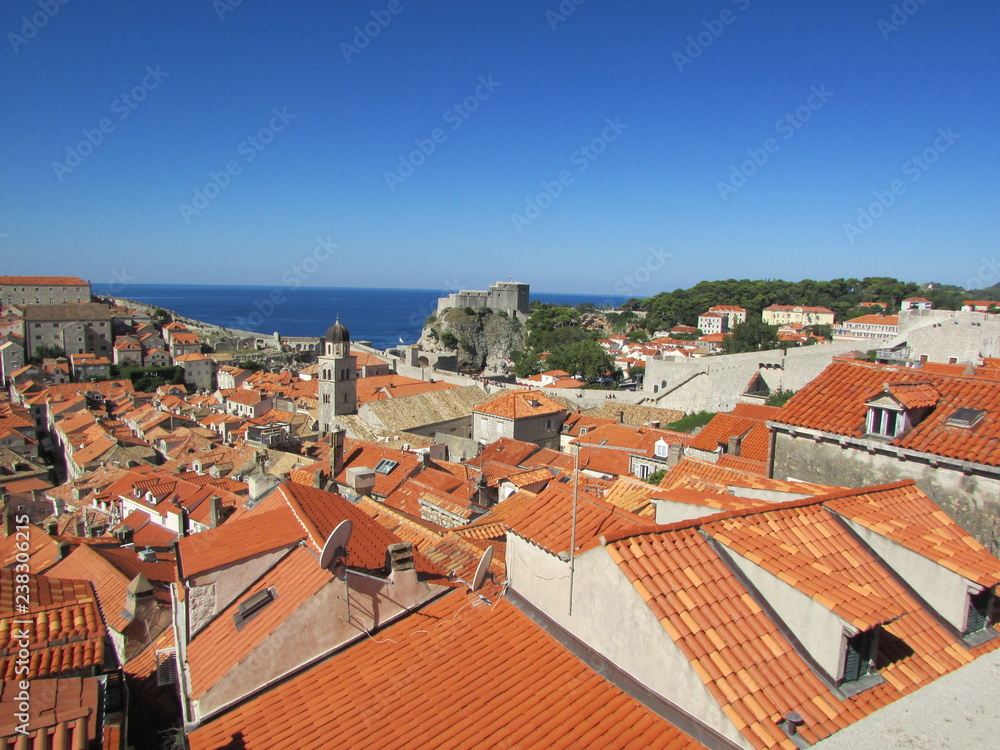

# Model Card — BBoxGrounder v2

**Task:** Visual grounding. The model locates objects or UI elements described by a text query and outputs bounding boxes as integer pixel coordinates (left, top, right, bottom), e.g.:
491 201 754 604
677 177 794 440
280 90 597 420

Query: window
842 629 875 684
234 587 277 629
545 419 553 430
654 439 668 458
638 464 650 479
966 586 997 635
155 650 179 686
374 459 399 475
866 406 903 437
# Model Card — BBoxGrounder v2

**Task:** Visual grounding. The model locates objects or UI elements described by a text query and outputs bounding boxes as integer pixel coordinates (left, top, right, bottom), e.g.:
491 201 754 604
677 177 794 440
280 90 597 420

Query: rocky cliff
418 307 525 372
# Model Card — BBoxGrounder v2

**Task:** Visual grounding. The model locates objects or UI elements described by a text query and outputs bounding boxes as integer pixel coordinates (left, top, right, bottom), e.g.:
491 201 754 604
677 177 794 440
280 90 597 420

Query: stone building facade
0 276 90 306
23 303 116 358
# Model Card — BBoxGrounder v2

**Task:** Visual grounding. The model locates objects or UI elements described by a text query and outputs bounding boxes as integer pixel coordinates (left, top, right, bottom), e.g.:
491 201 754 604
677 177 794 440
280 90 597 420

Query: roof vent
779 711 805 738
947 408 985 428
138 546 157 562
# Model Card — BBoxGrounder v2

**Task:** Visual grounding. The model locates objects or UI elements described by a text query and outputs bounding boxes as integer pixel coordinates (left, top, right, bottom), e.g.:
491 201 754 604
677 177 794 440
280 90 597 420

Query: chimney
388 542 415 572
313 468 325 489
3 506 15 537
331 430 346 475
45 519 58 536
727 435 743 457
122 573 155 623
347 467 375 496
668 442 683 468
209 496 224 528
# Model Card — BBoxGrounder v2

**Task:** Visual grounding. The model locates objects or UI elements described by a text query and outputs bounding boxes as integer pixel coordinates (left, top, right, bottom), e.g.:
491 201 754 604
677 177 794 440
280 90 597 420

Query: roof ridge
603 479 919 545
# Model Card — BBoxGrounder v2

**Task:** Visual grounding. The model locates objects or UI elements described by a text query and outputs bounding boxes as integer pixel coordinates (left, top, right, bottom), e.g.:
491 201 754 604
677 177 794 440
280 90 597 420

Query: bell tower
318 317 357 434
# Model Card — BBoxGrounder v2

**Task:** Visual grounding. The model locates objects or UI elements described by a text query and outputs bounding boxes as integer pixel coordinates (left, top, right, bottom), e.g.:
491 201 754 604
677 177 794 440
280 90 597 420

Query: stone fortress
436 281 530 320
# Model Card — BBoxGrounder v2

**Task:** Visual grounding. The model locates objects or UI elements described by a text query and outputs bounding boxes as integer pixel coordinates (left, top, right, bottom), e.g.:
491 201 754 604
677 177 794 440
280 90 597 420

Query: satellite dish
472 545 494 591
319 519 353 571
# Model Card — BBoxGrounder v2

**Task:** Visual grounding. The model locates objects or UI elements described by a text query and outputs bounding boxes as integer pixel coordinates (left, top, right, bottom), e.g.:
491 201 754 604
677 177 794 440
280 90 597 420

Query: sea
91 283 628 351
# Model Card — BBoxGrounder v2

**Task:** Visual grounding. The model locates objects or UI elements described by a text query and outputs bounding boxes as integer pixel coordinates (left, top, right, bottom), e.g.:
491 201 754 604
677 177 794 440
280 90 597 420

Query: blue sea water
91 283 628 351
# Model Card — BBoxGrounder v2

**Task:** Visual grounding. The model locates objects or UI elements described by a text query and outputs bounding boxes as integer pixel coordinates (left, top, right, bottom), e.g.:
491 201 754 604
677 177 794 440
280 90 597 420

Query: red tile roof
504 484 649 556
843 314 899 327
773 359 1000 467
187 591 707 750
708 503 909 630
0 276 88 286
0 677 100 747
178 506 306 579
825 481 1000 587
0 570 105 680
252 482 443 578
185 545 335 700
606 489 981 750
474 388 567 419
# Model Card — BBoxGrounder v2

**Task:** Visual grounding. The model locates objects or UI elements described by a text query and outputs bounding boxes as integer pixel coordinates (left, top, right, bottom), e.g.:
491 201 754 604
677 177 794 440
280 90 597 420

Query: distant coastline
92 283 628 350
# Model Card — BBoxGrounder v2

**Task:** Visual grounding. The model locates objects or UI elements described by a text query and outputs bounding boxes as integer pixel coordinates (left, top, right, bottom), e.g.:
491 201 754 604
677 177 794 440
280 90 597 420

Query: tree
30 344 66 363
646 469 667 485
546 339 615 381
765 389 796 407
722 319 780 353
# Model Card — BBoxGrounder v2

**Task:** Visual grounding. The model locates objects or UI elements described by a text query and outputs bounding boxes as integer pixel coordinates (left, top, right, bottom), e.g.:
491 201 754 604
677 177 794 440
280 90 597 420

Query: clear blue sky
2 1 998 295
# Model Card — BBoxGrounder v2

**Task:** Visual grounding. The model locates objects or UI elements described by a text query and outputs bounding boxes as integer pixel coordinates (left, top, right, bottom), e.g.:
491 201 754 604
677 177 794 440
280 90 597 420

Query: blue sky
2 1 998 295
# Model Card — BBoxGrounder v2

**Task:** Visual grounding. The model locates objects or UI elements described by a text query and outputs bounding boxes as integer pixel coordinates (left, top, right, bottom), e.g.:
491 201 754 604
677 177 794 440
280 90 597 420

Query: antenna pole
569 448 579 616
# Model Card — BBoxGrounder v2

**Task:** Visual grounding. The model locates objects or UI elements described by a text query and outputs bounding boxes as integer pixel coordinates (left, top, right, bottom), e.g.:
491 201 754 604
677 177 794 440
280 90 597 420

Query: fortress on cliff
436 281 530 320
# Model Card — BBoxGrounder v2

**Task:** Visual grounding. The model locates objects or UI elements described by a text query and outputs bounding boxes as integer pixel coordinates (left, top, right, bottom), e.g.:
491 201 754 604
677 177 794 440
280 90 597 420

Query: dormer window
841 628 877 684
866 405 903 437
654 439 669 458
965 586 997 635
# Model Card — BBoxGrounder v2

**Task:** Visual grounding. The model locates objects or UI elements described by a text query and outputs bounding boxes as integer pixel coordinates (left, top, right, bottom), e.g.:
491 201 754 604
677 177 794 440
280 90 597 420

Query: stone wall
643 340 872 413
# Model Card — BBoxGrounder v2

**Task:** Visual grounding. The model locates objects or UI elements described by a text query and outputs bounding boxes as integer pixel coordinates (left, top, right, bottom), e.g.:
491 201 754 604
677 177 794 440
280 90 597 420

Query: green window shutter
843 630 873 683
966 588 993 634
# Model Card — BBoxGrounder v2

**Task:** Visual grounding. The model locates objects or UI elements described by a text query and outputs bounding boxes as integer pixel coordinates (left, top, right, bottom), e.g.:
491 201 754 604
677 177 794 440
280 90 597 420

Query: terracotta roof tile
187 592 707 750
606 485 984 749
474 389 568 419
251 482 444 578
178 506 306 578
186 545 334 699
504 484 649 556
825 481 1000 587
0 570 105 680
